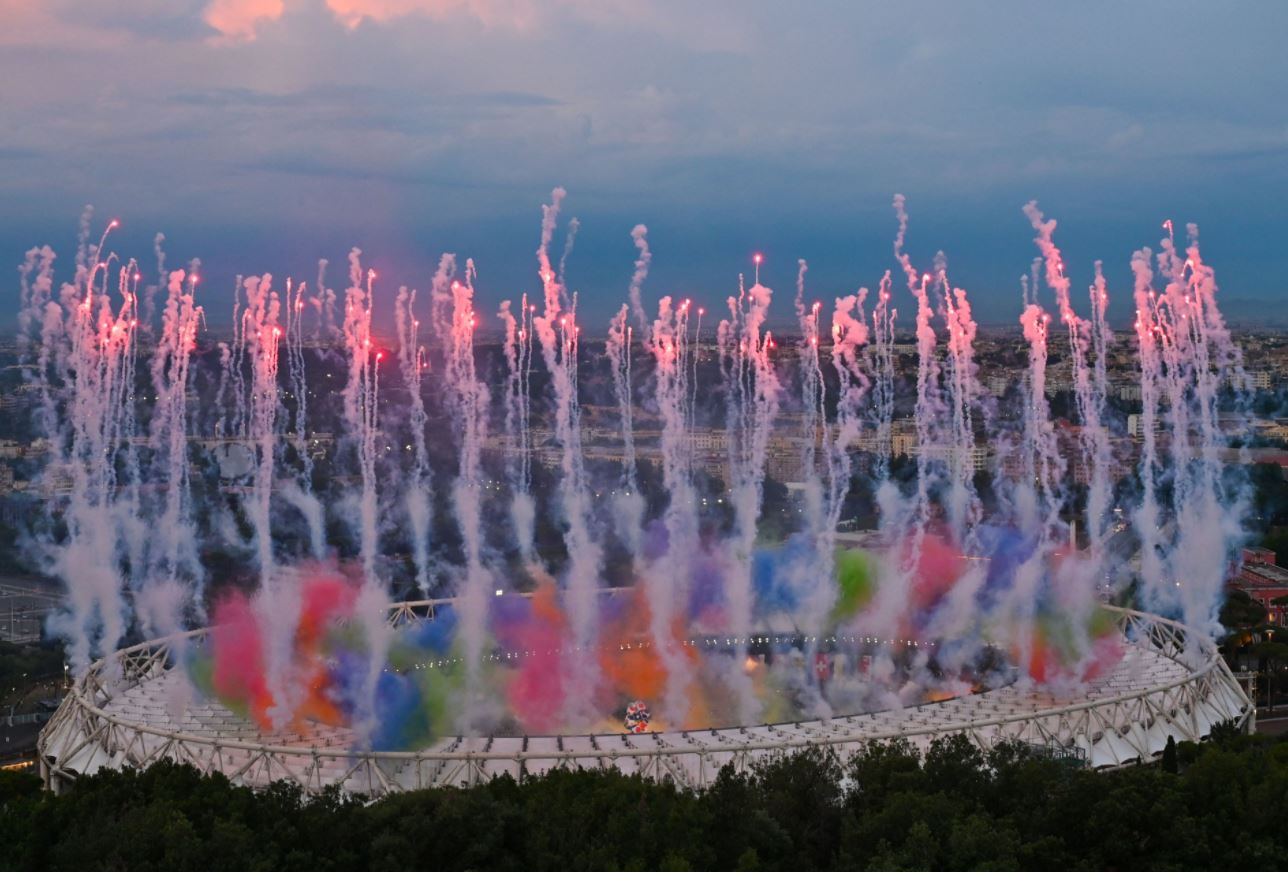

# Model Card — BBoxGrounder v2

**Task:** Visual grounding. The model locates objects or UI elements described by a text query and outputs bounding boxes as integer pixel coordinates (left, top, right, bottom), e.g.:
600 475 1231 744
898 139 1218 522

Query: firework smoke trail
74 245 141 672
892 195 941 559
285 277 308 458
498 298 535 560
1133 223 1247 634
817 289 873 632
536 188 565 306
143 266 204 635
647 295 700 720
1174 225 1248 634
1131 248 1167 609
82 232 138 662
606 307 643 553
341 251 381 587
1152 240 1202 621
17 244 57 443
1009 282 1066 668
315 259 338 339
914 261 992 663
870 271 896 481
1141 237 1199 614
228 275 248 440
605 307 636 484
396 280 433 594
1017 289 1062 530
606 225 651 555
1088 261 1114 549
714 267 780 721
280 277 325 559
265 257 334 555
1153 228 1196 477
27 220 140 672
935 262 983 546
529 190 603 723
795 260 851 635
237 274 283 585
888 200 983 573
1089 260 1113 467
795 260 825 541
719 266 780 654
499 298 519 444
112 261 145 604
1025 202 1112 555
429 257 496 723
676 300 692 465
625 224 651 330
516 294 537 554
559 217 580 286
499 290 537 560
143 233 166 332
865 196 969 640
212 340 231 440
337 251 394 738
688 303 704 444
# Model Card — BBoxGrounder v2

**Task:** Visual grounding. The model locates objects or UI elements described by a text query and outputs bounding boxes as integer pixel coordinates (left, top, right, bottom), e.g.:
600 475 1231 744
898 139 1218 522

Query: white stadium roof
38 605 1252 796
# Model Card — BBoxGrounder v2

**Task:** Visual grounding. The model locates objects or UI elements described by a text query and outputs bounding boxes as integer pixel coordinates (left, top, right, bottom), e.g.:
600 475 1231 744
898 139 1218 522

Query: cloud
0 1 77 45
171 83 560 111
203 0 285 41
4 0 1288 327
325 0 540 30
198 0 617 39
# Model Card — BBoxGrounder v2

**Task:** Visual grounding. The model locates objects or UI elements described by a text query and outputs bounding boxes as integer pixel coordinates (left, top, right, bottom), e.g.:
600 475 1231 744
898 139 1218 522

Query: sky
2 0 1287 331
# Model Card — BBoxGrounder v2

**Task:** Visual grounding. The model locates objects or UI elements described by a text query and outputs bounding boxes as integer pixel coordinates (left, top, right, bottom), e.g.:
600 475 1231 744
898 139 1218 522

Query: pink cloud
324 0 539 29
204 0 286 41
197 0 642 40
0 1 62 44
198 0 540 41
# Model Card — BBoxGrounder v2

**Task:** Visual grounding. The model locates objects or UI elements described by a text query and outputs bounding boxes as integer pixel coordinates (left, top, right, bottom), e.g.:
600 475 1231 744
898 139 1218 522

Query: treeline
2 728 1286 871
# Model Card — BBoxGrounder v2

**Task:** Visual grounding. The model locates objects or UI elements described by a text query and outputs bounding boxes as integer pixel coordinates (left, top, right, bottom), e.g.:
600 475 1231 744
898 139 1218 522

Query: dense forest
3 725 1286 871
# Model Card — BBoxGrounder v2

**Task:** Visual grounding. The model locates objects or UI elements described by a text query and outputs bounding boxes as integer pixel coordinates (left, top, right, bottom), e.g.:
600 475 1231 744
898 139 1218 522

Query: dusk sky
3 0 1287 330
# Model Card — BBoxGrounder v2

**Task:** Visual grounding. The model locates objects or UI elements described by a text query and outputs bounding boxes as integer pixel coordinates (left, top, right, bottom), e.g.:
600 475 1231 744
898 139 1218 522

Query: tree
1262 529 1288 566
8 734 1288 869
1162 735 1179 774
1251 640 1288 711
1250 463 1288 528
1219 589 1267 634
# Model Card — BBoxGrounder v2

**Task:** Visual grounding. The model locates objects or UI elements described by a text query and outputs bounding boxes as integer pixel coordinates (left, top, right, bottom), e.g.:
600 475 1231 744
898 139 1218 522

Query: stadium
38 598 1253 797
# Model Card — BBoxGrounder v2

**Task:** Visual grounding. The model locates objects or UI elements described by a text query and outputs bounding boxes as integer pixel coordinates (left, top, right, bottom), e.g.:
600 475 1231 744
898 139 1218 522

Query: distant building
0 384 38 415
1233 547 1288 624
891 419 918 458
1127 413 1162 440
1253 418 1288 443
984 374 1011 397
1249 370 1274 391
910 443 990 473
38 464 74 498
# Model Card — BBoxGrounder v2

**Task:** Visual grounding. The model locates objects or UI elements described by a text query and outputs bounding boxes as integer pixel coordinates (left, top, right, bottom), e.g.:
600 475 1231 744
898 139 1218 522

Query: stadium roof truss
38 605 1252 796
